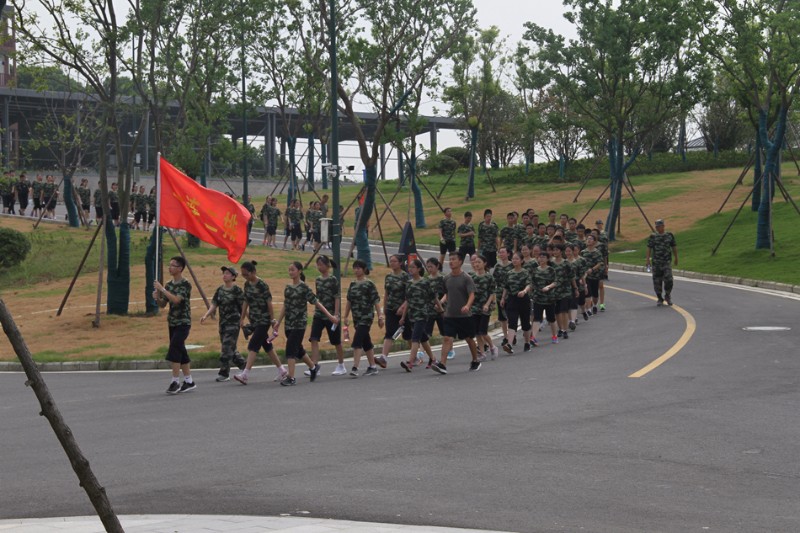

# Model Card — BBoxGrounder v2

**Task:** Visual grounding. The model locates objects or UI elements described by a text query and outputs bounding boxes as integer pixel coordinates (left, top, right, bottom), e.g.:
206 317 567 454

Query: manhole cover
742 326 791 332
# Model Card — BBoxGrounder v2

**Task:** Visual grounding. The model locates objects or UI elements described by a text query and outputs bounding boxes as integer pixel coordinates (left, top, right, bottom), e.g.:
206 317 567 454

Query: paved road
2 271 799 532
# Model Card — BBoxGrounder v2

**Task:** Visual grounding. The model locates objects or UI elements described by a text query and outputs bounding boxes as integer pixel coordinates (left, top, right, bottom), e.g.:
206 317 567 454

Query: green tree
523 0 704 240
701 0 800 250
293 0 476 268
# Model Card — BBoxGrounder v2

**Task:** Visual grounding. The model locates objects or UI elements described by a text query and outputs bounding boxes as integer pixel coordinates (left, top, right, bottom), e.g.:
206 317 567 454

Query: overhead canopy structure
0 86 461 174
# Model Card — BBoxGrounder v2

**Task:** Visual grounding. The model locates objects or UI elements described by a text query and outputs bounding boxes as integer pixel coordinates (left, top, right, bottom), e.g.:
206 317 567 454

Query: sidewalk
0 514 517 532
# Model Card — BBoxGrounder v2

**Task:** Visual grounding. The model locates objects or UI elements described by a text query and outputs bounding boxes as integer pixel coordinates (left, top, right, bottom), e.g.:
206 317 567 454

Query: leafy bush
419 153 460 176
439 146 471 167
0 227 32 268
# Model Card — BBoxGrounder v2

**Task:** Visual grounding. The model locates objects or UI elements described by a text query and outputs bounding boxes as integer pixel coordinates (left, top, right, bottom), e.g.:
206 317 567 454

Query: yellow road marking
606 285 697 378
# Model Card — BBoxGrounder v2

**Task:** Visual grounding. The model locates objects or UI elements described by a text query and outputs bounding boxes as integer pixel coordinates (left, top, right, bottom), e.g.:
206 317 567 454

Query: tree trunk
144 226 162 314
105 221 131 315
467 126 478 198
287 137 298 205
307 133 315 191
409 155 426 229
752 131 762 211
63 173 80 228
354 164 377 269
0 300 124 533
756 108 786 249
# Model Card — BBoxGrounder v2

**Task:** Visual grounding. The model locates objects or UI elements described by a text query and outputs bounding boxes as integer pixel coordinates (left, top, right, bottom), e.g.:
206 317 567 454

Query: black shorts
505 295 531 332
290 225 302 240
81 204 90 212
555 297 571 314
586 278 600 299
351 324 374 351
284 328 307 360
19 195 30 210
309 316 341 345
473 314 490 335
496 297 507 321
45 197 56 210
533 303 556 323
458 243 476 257
577 289 586 306
410 320 430 343
443 316 475 340
2 195 12 208
312 231 321 243
34 198 42 210
95 206 103 218
267 225 277 236
439 239 456 255
165 325 191 364
569 296 578 311
384 309 412 341
247 324 275 354
426 313 444 336
482 251 497 268
134 211 146 223
110 203 120 220
148 212 155 224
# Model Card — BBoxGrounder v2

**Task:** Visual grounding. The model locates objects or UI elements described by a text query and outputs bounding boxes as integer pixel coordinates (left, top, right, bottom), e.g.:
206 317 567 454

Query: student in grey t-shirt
431 252 482 375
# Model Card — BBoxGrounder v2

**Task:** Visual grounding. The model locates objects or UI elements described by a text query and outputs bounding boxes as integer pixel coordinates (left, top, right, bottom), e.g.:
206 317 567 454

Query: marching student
378 254 411 369
233 261 288 385
530 251 559 345
399 259 441 371
308 255 347 376
470 254 498 360
501 252 533 354
201 266 247 382
342 260 383 377
274 261 337 386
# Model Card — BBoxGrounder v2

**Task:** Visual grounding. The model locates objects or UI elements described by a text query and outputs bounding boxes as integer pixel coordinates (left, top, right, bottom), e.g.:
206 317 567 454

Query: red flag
158 158 250 263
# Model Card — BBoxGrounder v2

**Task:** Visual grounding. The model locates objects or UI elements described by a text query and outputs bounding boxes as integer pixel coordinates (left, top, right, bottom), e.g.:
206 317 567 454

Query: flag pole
155 152 161 283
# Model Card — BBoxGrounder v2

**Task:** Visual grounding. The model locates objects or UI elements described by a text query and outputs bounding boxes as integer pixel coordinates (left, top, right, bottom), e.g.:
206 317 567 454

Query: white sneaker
332 364 347 376
303 369 312 377
490 346 499 360
273 367 288 381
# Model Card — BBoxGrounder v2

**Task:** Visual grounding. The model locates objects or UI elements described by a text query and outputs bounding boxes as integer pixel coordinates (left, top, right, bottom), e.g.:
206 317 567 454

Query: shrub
419 153 460 176
0 227 31 268
439 146 471 167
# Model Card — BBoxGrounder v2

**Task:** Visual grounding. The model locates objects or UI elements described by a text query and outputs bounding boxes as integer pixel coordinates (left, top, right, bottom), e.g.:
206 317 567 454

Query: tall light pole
329 0 341 281
240 0 249 204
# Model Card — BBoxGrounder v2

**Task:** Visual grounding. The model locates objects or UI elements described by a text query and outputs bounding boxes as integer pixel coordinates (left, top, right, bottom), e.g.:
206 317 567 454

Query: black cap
220 266 238 277
595 219 604 225
655 219 665 226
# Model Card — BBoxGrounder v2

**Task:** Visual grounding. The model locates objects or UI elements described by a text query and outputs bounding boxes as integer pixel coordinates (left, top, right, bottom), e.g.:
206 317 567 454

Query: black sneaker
166 381 180 394
656 298 664 307
592 305 598 314
400 361 413 372
432 362 448 375
557 330 564 338
503 343 513 354
569 321 576 331
310 364 320 382
501 338 509 346
582 311 589 321
215 374 230 382
665 294 673 306
469 361 482 371
280 376 297 386
562 331 569 340
349 366 359 378
364 366 379 376
523 342 531 352
179 381 196 393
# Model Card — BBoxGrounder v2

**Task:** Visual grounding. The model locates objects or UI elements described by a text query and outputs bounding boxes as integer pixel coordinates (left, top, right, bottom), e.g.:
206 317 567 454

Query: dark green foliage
419 153 460 176
0 228 31 269
492 150 750 185
439 146 471 167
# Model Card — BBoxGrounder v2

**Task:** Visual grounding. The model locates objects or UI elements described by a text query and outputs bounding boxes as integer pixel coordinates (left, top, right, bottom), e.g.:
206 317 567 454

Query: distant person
477 208 499 268
76 178 91 223
42 174 58 219
342 259 383 377
109 182 120 226
16 173 31 217
646 219 678 306
438 207 457 265
458 211 476 260
153 256 196 394
32 174 44 218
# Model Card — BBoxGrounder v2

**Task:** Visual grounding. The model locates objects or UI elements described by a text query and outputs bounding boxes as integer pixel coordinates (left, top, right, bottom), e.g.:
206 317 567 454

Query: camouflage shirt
212 284 244 327
267 205 281 226
347 279 380 326
492 261 511 298
500 226 516 251
306 209 323 232
164 278 192 327
504 268 531 296
552 259 575 300
439 217 456 241
469 272 495 316
647 231 677 266
77 185 90 206
405 277 436 323
564 230 578 243
32 180 44 199
523 259 539 282
514 224 527 249
243 278 273 326
530 265 558 305
478 221 499 252
596 230 609 258
134 192 148 213
16 179 30 199
384 271 410 312
570 257 589 288
581 248 605 280
147 193 156 213
286 207 303 228
458 223 475 247
314 274 340 320
283 281 318 330
42 182 57 201
108 189 119 205
426 274 446 298
93 188 102 207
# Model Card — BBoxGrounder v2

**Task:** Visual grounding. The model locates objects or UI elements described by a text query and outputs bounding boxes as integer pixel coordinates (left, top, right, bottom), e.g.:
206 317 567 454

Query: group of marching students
152 205 611 393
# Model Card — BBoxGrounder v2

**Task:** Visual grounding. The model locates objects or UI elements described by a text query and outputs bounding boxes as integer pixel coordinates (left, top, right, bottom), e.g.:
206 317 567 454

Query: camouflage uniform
581 248 604 280
384 270 410 340
500 225 516 252
469 272 496 315
504 268 531 297
77 184 91 209
647 231 677 299
134 192 148 217
283 282 318 329
286 206 303 235
16 178 31 211
165 279 192 327
347 279 380 326
307 208 322 241
530 266 558 305
244 278 273 325
314 275 339 320
458 222 476 251
513 224 527 251
477 221 499 253
564 230 578 244
406 277 437 323
42 181 57 209
212 284 246 376
32 179 44 209
438 217 456 242
267 205 281 228
492 261 511 321
552 259 576 303
596 230 609 278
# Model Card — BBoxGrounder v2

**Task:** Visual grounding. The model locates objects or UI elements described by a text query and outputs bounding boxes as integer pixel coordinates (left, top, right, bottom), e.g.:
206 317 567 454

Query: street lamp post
241 0 249 204
329 0 341 281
